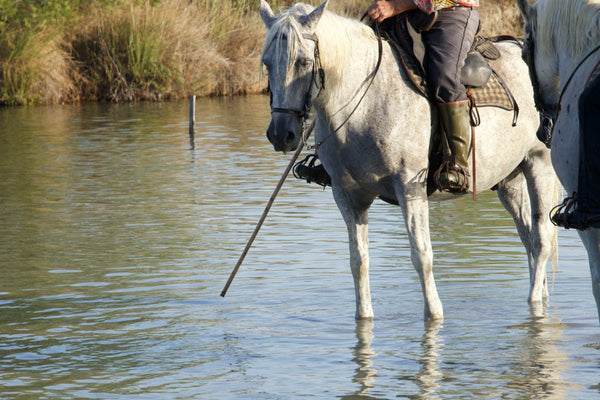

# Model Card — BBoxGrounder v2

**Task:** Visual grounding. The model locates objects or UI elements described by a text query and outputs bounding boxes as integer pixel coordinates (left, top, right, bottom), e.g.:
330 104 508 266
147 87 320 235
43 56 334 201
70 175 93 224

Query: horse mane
261 3 377 98
535 0 600 63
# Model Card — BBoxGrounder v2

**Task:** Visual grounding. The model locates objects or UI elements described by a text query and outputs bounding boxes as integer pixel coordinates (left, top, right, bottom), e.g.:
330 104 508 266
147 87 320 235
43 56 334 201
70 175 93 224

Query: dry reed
0 0 524 105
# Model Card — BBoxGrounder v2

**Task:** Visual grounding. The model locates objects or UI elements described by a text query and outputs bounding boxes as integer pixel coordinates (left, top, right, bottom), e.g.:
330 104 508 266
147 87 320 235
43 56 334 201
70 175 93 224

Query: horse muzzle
266 112 303 153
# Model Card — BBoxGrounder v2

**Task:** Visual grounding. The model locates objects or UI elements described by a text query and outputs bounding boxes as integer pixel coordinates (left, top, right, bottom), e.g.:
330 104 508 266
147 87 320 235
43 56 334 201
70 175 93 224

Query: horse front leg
398 188 443 321
333 186 375 319
579 230 600 325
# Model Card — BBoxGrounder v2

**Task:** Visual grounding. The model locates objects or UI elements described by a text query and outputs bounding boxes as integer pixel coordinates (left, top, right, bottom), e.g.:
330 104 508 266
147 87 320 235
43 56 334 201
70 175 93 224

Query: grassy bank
0 0 524 106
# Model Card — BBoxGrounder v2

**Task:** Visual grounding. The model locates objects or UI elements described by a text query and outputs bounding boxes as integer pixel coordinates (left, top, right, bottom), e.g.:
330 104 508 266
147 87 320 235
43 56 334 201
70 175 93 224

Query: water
0 97 598 399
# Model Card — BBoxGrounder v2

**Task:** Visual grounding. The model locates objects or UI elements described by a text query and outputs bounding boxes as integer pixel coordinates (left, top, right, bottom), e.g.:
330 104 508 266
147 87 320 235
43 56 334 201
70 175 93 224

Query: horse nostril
286 130 296 145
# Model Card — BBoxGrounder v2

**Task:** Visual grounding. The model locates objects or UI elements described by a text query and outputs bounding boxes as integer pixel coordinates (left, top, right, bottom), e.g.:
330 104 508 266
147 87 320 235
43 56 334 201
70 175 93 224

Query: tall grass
0 0 523 106
0 0 78 105
74 1 220 101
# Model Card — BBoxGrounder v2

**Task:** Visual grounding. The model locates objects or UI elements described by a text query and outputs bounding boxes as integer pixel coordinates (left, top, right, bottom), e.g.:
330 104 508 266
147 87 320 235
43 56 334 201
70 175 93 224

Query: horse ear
299 0 328 30
259 0 277 29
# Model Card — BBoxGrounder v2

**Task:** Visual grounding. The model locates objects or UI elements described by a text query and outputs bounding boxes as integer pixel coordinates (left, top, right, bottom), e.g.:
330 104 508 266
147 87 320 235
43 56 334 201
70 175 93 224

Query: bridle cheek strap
269 33 324 121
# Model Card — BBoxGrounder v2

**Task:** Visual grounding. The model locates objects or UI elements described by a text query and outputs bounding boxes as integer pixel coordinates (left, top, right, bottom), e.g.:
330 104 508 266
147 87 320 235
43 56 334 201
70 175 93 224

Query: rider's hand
366 0 417 23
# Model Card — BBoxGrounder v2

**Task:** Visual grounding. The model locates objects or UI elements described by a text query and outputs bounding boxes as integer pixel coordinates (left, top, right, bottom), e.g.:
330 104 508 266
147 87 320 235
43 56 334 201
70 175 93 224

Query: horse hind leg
496 160 557 307
497 170 548 305
496 171 545 307
522 152 558 305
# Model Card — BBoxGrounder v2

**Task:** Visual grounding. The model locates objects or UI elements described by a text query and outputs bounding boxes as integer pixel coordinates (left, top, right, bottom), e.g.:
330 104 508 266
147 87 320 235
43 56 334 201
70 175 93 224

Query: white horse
517 0 600 324
260 0 557 320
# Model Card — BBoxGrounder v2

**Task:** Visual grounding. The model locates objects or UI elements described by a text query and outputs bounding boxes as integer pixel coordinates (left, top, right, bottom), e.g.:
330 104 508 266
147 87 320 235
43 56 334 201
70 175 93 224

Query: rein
309 19 384 150
557 43 600 105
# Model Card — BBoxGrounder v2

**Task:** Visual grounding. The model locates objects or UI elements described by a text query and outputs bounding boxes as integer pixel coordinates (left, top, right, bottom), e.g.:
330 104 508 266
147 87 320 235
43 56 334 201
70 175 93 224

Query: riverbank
0 0 523 106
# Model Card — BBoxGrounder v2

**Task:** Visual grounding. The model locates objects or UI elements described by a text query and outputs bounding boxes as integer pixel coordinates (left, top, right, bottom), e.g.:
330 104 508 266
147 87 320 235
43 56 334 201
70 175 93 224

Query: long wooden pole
220 142 306 297
472 125 476 201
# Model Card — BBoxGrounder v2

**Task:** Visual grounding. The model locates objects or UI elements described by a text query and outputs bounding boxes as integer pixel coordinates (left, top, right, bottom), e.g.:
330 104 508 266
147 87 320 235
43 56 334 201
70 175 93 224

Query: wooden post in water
189 95 196 149
189 95 196 134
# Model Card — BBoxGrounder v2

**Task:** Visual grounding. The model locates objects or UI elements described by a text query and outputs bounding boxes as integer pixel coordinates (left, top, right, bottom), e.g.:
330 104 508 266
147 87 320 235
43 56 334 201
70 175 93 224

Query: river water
0 96 599 399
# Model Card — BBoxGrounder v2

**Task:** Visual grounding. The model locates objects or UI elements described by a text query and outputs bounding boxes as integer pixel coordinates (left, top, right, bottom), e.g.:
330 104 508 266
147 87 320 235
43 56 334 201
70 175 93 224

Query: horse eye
297 59 313 69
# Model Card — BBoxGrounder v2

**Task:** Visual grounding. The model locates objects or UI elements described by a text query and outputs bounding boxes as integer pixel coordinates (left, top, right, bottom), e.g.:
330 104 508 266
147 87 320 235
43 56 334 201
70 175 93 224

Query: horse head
260 0 328 152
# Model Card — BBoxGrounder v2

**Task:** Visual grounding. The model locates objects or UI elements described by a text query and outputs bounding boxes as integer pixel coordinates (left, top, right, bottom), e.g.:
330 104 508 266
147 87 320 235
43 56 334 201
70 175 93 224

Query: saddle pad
468 70 515 111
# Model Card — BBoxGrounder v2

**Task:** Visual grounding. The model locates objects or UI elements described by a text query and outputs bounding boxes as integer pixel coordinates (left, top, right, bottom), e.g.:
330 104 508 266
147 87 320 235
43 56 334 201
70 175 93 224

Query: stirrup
536 113 554 149
293 154 331 187
433 161 470 193
550 192 579 229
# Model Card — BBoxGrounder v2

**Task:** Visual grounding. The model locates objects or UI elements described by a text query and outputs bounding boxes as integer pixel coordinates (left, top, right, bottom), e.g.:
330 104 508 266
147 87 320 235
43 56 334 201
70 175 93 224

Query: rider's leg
421 7 479 193
436 100 471 191
552 75 600 229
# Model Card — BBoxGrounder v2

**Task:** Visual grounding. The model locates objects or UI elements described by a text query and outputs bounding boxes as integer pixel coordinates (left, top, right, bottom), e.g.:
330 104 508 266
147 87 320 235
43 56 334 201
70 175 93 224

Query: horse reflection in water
347 319 377 397
508 314 570 398
259 0 557 321
343 315 569 398
517 0 600 325
342 319 443 399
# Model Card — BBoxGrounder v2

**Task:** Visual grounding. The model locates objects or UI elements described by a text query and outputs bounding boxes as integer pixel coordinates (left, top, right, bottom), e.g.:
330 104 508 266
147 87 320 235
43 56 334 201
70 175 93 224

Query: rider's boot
434 100 471 192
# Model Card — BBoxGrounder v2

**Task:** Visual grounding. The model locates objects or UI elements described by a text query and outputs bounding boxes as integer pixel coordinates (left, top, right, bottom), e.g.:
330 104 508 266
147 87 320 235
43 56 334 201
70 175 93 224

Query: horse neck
537 0 600 83
313 22 392 122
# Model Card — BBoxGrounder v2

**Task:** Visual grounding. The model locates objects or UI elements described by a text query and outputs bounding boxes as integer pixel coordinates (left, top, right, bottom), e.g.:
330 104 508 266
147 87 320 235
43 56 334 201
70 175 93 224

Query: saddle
379 15 521 197
381 14 519 123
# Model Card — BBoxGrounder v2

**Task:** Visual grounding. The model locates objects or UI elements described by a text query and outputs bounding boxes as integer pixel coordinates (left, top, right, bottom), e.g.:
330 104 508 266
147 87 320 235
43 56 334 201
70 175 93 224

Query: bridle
268 32 325 142
267 21 384 150
523 19 600 145
522 21 559 144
